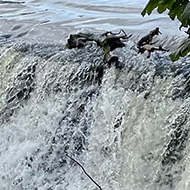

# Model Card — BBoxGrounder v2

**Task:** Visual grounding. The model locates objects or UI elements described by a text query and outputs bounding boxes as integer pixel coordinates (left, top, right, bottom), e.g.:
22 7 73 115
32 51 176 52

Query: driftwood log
141 44 169 58
66 28 169 61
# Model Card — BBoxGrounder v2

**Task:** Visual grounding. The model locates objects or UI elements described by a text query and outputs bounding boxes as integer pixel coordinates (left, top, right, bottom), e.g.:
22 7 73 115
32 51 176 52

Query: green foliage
170 38 190 61
142 0 190 61
181 2 190 26
141 0 190 26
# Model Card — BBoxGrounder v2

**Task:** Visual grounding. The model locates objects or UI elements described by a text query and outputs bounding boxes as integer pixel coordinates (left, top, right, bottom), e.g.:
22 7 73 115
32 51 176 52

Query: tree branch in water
65 153 103 190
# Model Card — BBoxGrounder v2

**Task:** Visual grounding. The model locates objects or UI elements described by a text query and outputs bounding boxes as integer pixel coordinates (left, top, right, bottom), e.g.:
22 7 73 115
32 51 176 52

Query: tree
141 0 190 61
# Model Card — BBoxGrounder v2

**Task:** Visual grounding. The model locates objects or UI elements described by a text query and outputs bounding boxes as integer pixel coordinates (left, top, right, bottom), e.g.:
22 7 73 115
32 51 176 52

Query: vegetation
141 0 190 61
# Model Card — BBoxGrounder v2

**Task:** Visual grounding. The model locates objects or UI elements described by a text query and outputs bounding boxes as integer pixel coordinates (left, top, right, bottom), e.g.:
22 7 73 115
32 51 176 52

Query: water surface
0 0 182 42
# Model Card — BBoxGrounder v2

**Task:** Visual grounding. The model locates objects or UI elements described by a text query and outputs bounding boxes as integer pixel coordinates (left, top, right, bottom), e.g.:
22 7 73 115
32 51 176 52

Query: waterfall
0 38 190 190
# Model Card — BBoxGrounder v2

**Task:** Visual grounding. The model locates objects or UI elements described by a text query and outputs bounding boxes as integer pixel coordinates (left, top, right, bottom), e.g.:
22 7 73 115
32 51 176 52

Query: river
0 1 190 190
0 0 183 42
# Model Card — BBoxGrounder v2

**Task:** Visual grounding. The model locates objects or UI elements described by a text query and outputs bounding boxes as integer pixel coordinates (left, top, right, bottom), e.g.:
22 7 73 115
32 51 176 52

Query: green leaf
157 5 167 14
168 2 181 20
141 0 161 16
157 0 175 13
161 0 175 9
142 0 189 26
170 38 190 61
181 2 190 26
142 0 176 16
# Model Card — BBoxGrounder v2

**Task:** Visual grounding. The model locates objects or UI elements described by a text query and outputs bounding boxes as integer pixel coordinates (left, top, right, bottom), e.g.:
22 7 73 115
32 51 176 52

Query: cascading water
0 36 190 190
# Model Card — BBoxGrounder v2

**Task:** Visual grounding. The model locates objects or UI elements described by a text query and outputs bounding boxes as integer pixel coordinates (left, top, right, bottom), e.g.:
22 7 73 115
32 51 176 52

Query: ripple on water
0 0 183 42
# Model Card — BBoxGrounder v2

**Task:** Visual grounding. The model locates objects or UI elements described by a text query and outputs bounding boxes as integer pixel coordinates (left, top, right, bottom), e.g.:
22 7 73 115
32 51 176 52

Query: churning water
0 36 190 190
0 0 190 190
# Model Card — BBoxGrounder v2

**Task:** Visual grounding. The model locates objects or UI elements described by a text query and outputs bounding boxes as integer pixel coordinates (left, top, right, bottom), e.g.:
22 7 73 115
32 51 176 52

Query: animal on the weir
137 27 169 58
137 27 161 51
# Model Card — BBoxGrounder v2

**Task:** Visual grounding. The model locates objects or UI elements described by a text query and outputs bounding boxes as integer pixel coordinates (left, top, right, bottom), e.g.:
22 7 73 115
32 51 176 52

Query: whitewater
0 33 190 190
0 0 190 190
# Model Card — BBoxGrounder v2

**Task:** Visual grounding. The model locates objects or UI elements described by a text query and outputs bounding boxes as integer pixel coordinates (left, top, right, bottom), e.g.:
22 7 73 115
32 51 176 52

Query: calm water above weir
0 0 182 42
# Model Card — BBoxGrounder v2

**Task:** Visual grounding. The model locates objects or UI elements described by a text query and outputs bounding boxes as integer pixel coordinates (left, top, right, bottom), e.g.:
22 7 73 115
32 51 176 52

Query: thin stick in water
65 153 103 190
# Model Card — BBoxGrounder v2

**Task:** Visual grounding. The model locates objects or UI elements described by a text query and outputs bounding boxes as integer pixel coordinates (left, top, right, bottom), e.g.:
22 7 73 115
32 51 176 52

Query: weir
0 36 190 190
